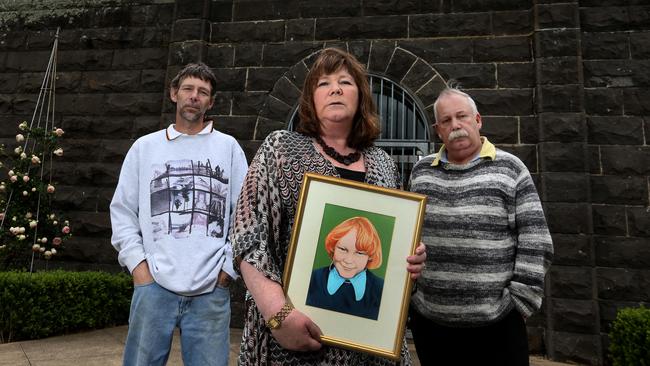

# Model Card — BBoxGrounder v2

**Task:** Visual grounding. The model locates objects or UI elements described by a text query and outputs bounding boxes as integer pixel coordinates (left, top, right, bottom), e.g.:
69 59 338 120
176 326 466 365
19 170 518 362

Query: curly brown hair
296 48 380 150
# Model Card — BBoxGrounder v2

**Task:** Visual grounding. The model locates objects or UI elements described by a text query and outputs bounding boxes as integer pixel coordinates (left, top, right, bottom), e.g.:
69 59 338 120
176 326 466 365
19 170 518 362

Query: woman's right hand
270 309 322 352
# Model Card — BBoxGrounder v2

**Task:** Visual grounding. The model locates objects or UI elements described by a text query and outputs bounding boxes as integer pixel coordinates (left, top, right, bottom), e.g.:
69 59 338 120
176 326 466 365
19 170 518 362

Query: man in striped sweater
408 87 553 366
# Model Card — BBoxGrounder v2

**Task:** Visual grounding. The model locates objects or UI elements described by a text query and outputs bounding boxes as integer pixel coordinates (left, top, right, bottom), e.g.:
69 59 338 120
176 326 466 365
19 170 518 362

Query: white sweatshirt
110 123 248 296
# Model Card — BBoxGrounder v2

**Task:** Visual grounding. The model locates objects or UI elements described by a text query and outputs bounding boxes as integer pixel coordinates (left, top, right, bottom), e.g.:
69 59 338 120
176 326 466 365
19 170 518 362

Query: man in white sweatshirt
110 63 248 366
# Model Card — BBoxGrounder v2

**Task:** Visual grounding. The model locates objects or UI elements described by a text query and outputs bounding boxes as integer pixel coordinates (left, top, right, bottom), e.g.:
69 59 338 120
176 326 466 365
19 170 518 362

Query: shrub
0 270 132 343
609 305 650 366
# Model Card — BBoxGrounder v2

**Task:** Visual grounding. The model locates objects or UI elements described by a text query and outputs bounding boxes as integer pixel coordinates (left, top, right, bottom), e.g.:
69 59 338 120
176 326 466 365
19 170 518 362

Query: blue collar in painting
327 266 367 301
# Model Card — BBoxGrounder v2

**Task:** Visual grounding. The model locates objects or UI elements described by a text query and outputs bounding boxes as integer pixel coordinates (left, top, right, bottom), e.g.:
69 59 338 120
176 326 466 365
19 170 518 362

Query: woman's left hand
406 242 426 280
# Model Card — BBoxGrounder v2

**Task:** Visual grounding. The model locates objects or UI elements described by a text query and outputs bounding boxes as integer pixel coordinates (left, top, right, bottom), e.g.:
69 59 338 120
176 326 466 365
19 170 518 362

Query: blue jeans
123 281 231 366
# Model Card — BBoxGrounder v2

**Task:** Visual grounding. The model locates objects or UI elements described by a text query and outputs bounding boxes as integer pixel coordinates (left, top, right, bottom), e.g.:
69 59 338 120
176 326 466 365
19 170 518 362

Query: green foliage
0 270 132 343
0 122 71 270
609 305 650 366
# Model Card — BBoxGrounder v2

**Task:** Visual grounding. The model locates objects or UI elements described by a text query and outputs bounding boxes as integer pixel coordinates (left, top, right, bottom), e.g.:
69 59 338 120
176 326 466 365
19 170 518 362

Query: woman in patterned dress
230 47 426 366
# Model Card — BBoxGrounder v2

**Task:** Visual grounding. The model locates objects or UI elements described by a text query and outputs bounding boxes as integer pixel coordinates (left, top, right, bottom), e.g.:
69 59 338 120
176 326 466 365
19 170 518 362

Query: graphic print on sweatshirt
149 159 229 242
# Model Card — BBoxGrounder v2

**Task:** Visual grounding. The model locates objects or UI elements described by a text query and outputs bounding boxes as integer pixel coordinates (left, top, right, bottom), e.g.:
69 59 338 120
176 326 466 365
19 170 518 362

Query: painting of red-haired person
306 216 386 320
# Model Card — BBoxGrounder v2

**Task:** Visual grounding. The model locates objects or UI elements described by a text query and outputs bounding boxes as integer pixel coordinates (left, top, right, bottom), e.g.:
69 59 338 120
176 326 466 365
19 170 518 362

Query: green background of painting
311 203 396 279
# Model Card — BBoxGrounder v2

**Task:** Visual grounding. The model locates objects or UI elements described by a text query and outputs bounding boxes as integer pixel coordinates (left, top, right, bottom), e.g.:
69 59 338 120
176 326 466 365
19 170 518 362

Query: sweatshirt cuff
119 246 147 274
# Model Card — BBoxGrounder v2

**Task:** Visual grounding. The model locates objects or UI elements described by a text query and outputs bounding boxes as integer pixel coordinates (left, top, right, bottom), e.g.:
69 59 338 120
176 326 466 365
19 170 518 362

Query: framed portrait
283 172 427 360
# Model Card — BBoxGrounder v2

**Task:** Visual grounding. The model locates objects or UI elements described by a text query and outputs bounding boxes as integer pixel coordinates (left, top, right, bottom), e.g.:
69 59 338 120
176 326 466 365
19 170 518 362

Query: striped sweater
408 138 553 327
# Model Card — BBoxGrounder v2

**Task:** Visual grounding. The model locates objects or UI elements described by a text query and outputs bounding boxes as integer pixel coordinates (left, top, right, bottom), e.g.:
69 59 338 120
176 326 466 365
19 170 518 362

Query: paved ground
0 325 574 366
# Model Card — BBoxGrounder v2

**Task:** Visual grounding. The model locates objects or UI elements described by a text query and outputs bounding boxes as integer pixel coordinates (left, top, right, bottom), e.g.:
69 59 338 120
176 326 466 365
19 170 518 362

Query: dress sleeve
508 168 554 317
230 133 284 283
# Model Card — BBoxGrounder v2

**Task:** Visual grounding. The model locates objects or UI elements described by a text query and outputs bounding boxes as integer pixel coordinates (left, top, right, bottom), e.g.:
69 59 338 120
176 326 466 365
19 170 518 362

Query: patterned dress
231 130 412 366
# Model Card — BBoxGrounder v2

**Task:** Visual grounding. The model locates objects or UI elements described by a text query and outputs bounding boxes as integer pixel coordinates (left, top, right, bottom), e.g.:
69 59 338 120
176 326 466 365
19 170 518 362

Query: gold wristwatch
266 302 294 329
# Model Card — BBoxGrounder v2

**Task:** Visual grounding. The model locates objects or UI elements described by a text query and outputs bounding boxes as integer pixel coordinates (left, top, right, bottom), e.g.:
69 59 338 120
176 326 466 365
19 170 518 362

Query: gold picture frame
283 172 427 360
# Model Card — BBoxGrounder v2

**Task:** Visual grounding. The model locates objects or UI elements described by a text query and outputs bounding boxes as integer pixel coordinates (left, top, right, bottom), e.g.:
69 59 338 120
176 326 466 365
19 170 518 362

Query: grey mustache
448 129 469 141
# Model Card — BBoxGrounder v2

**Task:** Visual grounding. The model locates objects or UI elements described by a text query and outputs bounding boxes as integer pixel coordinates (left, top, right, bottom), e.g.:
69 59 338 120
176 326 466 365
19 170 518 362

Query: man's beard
180 105 204 123
448 129 469 141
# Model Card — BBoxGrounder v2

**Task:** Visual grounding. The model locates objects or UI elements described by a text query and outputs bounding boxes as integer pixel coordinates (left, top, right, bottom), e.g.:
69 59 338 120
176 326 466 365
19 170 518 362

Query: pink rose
53 237 62 246
62 226 70 234
47 184 55 193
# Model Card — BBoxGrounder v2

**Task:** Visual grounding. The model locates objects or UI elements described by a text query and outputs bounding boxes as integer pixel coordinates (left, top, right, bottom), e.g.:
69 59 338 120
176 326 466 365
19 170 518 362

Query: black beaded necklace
315 135 361 166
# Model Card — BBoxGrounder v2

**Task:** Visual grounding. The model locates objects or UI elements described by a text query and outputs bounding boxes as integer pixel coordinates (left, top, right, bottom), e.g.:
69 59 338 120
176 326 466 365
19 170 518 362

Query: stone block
130 4 174 26
234 43 263 67
171 19 209 42
628 207 650 237
595 236 650 269
175 0 209 19
262 42 323 67
167 41 205 66
549 331 602 365
589 146 600 175
0 31 27 51
597 267 650 302
631 31 650 59
299 0 362 18
549 266 593 300
364 0 442 15
105 93 162 115
474 36 531 62
232 91 266 116
498 145 537 173
141 69 165 92
16 71 78 93
591 175 647 205
238 140 263 163
316 16 407 40
584 60 634 88
584 88 623 115
399 39 473 63
592 204 626 236
582 32 629 60
142 27 172 48
385 48 417 83
580 6 628 32
210 0 233 22
112 48 167 69
134 116 163 137
549 298 597 333
629 5 650 29
206 45 234 67
100 139 133 162
541 172 589 203
410 13 491 38
66 211 112 237
254 116 286 140
269 77 301 106
259 95 292 121
0 73 19 93
434 63 496 88
52 185 100 212
209 92 232 116
212 116 257 140
492 10 533 35
348 40 371 66
537 3 577 29
520 116 539 144
545 203 590 234
367 40 395 74
286 62 310 90
480 117 517 144
246 67 287 91
527 326 547 354
537 85 583 113
78 28 146 50
52 162 122 187
600 146 650 175
287 19 315 41
5 51 59 72
81 70 140 92
211 20 285 42
210 67 246 91
62 115 135 139
414 76 446 111
469 88 533 116
537 57 579 85
623 87 650 115
535 29 579 58
497 62 535 88
401 59 436 94
539 113 585 143
588 116 644 145
57 235 118 265
551 234 592 266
